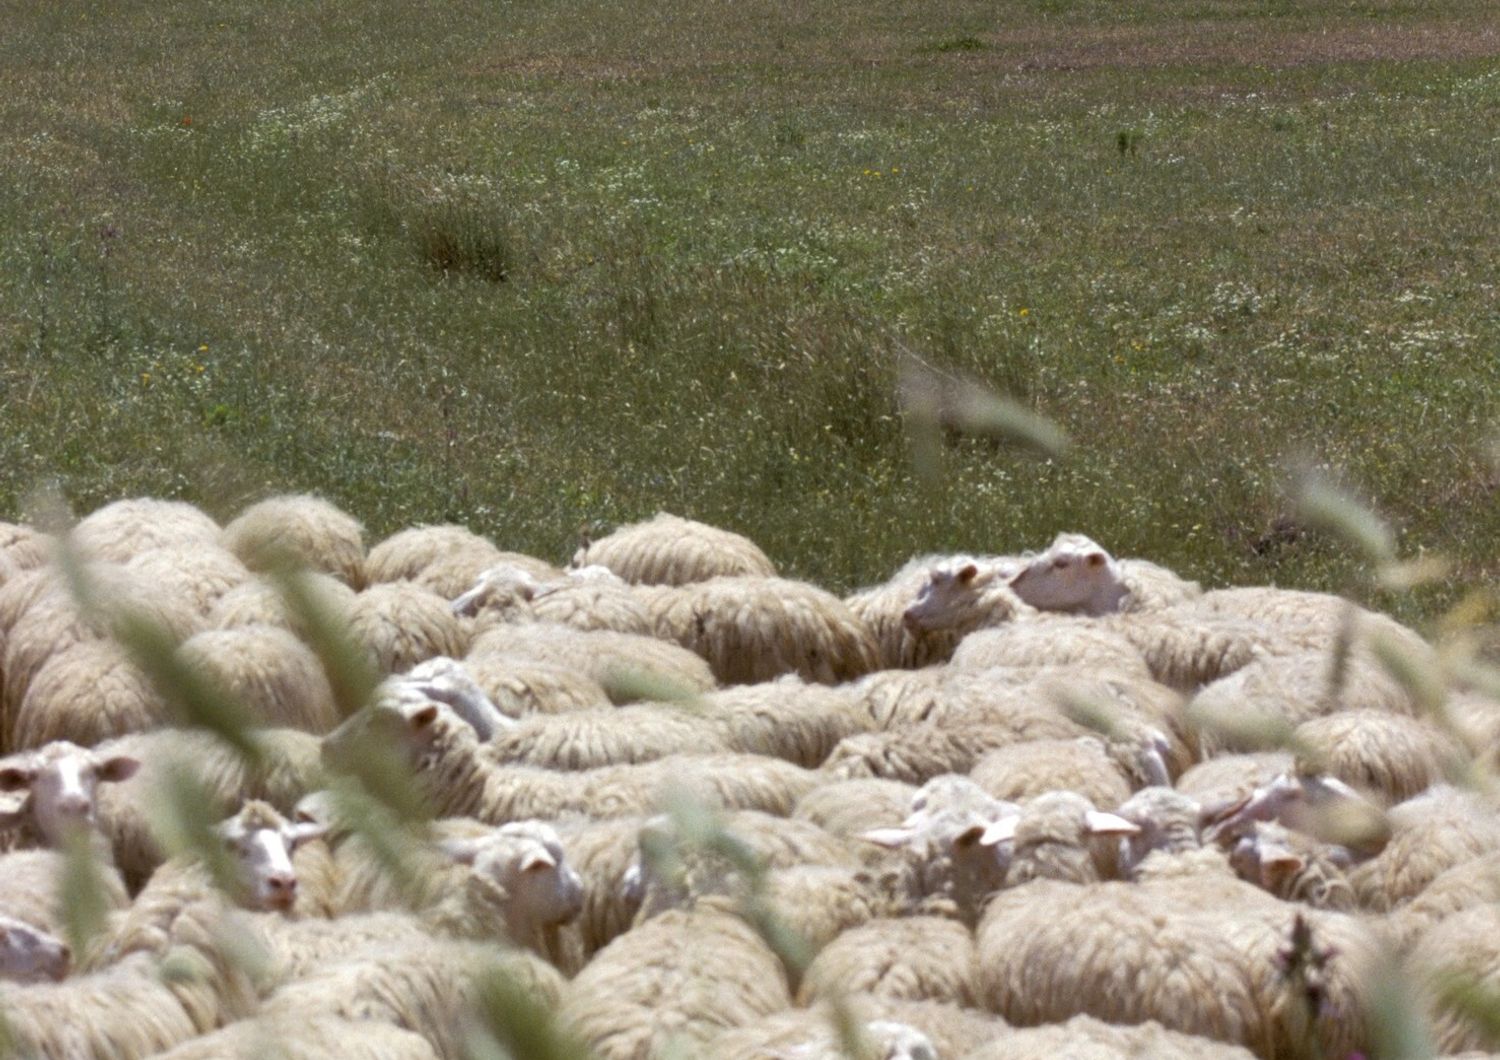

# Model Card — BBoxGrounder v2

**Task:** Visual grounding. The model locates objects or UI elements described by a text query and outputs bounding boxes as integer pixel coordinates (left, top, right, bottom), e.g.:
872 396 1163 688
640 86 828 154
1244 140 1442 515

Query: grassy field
2 0 1498 622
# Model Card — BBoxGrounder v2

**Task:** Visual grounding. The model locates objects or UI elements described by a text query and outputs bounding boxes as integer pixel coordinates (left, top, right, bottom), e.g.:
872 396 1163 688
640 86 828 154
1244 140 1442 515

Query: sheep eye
1053 558 1070 569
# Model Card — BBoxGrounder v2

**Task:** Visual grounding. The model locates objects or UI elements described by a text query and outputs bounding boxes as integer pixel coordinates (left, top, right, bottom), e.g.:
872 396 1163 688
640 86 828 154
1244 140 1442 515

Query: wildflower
194 364 206 374
181 116 192 127
198 344 208 352
1017 307 1030 317
141 372 152 385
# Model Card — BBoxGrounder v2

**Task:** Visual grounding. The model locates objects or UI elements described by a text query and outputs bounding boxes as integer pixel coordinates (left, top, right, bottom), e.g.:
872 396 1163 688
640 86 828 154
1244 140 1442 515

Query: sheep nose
265 874 298 908
55 795 90 818
901 609 921 631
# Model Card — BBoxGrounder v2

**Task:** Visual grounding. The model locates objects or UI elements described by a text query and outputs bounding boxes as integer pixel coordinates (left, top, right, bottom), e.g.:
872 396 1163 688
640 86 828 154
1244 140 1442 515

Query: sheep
0 913 70 984
331 820 584 954
718 997 1009 1059
1405 903 1500 1054
1003 533 1203 616
965 1014 1259 1059
845 555 987 669
93 727 323 888
486 704 732 770
220 493 366 588
449 562 547 631
89 800 328 969
0 566 52 639
969 737 1135 810
1185 649 1420 756
1101 608 1269 692
1291 708 1464 805
1225 820 1356 911
2 566 202 734
176 624 342 733
695 676 875 768
572 511 777 586
531 575 655 636
11 639 168 750
643 575 881 686
1174 752 1296 807
900 558 1033 642
364 523 502 586
420 548 562 600
257 934 563 1060
823 723 1039 786
460 652 613 717
0 951 206 1058
0 846 131 939
793 778 918 841
1349 785 1500 911
796 916 978 1007
988 790 1141 888
0 740 142 851
207 571 358 636
0 523 52 573
974 875 1381 1059
71 498 220 564
152 1014 442 1060
558 907 792 1059
1189 585 1435 664
347 580 470 676
322 695 820 824
385 655 512 742
124 545 254 618
468 621 716 703
544 816 653 974
858 775 1022 926
1383 850 1500 950
948 616 1153 679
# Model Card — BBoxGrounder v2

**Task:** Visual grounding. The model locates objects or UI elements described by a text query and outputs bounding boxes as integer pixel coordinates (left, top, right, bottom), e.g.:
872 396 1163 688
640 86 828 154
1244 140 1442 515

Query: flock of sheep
0 495 1497 1059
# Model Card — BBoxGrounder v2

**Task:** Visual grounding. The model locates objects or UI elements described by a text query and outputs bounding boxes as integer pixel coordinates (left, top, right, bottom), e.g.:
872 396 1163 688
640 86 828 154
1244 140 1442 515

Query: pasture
2 0 1498 620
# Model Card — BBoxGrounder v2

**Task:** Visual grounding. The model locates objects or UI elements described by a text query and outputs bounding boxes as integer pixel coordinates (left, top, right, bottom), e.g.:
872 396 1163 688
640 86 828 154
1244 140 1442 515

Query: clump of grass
930 34 986 53
354 166 516 284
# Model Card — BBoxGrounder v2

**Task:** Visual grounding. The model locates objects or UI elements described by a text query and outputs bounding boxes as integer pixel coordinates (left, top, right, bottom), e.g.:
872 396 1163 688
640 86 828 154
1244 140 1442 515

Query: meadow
2 0 1498 622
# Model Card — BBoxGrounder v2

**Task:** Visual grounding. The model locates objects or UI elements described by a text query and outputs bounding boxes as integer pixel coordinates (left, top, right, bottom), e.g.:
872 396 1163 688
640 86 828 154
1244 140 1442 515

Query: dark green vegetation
2 0 1498 621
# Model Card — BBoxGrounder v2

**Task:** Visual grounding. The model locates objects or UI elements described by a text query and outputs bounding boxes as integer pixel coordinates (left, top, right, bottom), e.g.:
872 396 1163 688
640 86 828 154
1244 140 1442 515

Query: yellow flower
197 344 208 352
195 364 206 374
1017 307 1030 317
141 372 151 384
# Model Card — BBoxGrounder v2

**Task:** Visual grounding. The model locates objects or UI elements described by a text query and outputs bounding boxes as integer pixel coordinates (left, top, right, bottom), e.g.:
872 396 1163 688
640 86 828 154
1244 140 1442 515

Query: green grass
2 0 1498 623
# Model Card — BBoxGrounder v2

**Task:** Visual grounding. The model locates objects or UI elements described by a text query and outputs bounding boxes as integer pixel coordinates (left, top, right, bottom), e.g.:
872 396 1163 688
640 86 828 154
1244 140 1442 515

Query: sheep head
0 741 140 848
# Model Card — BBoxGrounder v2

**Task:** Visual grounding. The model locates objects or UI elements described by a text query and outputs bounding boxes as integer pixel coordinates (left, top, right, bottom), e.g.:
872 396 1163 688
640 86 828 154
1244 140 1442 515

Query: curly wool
0 524 52 572
153 1014 441 1060
177 624 342 733
468 622 715 703
12 639 169 750
72 499 221 565
0 847 130 938
949 615 1153 678
644 575 880 686
559 908 791 1060
793 778 918 841
969 737 1134 811
420 548 563 600
1104 608 1267 691
845 556 972 670
1292 709 1462 805
487 705 731 771
124 546 253 619
460 654 613 717
220 493 367 589
968 1014 1258 1059
347 581 470 676
1349 786 1500 911
695 676 874 768
797 915 978 1007
530 579 654 637
573 512 777 586
364 524 502 585
207 572 358 637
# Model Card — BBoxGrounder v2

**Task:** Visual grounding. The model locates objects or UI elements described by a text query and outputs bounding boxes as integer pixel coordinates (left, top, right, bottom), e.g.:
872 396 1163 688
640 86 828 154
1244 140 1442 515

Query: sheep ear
94 755 140 784
519 849 557 873
1086 551 1108 568
953 824 985 848
860 827 916 848
979 817 1018 846
956 564 979 584
440 838 484 865
1085 811 1141 837
409 704 441 730
1199 792 1251 830
0 764 35 792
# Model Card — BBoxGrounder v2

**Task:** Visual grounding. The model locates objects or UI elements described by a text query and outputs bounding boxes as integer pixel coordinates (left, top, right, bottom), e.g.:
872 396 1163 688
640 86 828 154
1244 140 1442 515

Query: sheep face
217 806 326 912
901 563 1004 634
0 741 140 847
450 565 539 620
442 821 584 933
389 657 512 741
0 915 70 983
1007 534 1128 616
997 791 1139 887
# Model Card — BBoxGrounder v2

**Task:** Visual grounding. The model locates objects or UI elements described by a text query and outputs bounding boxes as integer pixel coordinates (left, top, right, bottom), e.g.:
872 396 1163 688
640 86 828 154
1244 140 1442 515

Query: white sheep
966 1014 1259 1059
11 639 168 750
0 523 52 573
531 575 655 636
347 580 470 676
694 676 875 768
708 1006 940 1060
0 740 142 850
1189 585 1435 664
220 493 367 588
572 511 777 585
845 555 993 669
468 621 716 702
1174 751 1296 807
0 913 70 984
380 655 512 742
947 615 1153 678
1382 850 1500 950
419 548 562 600
124 545 254 619
559 907 792 1059
460 652 614 717
1348 785 1500 911
0 846 130 942
364 523 502 585
1005 533 1202 615
796 915 978 1007
1101 608 1269 691
152 1013 441 1060
487 704 732 770
899 557 1033 641
793 778 918 842
1406 902 1500 1053
1291 708 1464 805
71 498 221 564
968 736 1136 810
642 575 881 686
176 624 342 733
206 570 358 637
987 789 1141 888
